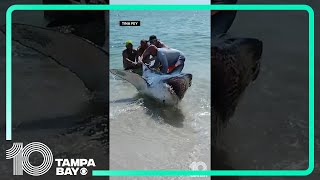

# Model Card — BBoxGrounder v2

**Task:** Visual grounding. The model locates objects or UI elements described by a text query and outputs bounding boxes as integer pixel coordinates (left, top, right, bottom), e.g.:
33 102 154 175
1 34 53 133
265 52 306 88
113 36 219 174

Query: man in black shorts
122 40 141 73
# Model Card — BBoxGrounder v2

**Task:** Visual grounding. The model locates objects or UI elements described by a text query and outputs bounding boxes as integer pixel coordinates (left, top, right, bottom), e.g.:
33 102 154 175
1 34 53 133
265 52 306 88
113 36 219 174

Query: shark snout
249 38 263 60
165 74 193 100
184 74 192 87
239 38 263 59
249 39 262 81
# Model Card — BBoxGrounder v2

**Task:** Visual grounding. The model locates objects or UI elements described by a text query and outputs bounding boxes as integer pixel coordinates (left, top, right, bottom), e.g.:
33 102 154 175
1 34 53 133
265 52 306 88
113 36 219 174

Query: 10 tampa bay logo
6 142 96 176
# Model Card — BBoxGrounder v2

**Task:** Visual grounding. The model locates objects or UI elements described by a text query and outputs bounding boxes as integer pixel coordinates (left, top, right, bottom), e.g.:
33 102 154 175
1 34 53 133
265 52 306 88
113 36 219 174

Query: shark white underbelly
110 64 192 105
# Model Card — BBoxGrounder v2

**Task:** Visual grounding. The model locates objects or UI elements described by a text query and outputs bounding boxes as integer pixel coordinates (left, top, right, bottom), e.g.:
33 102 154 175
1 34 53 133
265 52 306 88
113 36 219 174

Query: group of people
122 35 186 75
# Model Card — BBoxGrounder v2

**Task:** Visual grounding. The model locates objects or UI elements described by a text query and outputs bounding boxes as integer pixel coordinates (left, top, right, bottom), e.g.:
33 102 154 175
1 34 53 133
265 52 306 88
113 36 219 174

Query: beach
109 10 211 179
0 0 319 179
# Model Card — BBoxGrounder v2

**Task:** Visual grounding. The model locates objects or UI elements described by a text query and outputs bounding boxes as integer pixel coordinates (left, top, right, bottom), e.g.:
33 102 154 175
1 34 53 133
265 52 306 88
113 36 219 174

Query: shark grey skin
1 23 109 105
110 64 192 105
212 35 263 141
42 0 107 47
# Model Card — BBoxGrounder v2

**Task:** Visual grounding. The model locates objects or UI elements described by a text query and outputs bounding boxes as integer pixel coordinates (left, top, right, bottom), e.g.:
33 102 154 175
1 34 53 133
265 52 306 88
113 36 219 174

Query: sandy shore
0 1 110 179
0 0 319 179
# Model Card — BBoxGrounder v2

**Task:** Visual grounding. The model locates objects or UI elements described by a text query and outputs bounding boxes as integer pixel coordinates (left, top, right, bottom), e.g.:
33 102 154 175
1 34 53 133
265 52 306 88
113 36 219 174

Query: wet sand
0 0 319 179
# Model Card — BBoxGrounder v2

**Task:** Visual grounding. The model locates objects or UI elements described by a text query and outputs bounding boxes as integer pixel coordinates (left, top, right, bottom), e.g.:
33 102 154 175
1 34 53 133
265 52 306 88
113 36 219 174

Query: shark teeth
166 83 176 95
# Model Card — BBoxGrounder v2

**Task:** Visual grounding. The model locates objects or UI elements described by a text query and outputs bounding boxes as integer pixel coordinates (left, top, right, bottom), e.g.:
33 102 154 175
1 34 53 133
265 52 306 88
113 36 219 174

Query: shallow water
0 0 319 179
109 10 211 176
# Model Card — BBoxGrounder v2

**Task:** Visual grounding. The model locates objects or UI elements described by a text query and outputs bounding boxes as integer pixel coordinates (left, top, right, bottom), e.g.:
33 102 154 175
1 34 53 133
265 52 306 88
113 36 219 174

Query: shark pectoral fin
110 69 149 91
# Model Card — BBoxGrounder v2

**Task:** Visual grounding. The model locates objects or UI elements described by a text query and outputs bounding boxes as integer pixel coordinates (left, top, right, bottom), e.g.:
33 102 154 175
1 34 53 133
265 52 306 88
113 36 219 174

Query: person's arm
162 44 169 49
156 51 168 74
159 41 169 49
141 45 157 63
150 58 160 69
136 48 143 62
122 51 136 64
127 58 137 64
141 47 151 62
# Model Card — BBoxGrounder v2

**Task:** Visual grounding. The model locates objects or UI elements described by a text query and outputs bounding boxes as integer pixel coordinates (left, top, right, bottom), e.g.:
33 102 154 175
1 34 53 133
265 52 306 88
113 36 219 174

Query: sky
110 0 210 4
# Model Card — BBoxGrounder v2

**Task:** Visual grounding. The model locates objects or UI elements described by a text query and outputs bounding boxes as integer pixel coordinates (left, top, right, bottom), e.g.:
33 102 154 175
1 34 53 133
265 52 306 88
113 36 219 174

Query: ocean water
1 0 319 179
109 10 211 176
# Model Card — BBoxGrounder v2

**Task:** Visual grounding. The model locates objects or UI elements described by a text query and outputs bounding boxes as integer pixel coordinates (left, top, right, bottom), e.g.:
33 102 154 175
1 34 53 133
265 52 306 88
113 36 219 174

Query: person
136 39 149 63
148 35 169 48
141 45 185 74
122 40 140 70
211 0 238 38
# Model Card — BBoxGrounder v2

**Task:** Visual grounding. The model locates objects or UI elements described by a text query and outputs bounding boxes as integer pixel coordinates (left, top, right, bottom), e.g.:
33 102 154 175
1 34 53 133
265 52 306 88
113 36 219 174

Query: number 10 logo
6 142 53 176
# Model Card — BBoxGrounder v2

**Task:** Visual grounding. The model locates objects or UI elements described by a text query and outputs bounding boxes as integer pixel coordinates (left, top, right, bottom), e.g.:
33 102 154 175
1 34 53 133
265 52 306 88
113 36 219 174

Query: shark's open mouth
166 75 192 100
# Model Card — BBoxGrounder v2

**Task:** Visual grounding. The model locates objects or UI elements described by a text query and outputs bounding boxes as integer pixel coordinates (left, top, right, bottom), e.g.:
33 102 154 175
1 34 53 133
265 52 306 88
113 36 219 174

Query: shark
1 23 109 103
212 35 263 142
110 64 192 105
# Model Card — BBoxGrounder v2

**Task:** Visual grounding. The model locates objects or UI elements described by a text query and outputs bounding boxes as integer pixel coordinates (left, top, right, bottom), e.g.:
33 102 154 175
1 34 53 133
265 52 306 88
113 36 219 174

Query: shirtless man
148 35 169 49
122 40 140 70
136 39 149 63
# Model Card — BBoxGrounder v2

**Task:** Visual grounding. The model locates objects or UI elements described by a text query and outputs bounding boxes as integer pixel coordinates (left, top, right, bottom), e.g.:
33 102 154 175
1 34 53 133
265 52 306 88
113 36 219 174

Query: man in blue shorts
141 45 185 74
